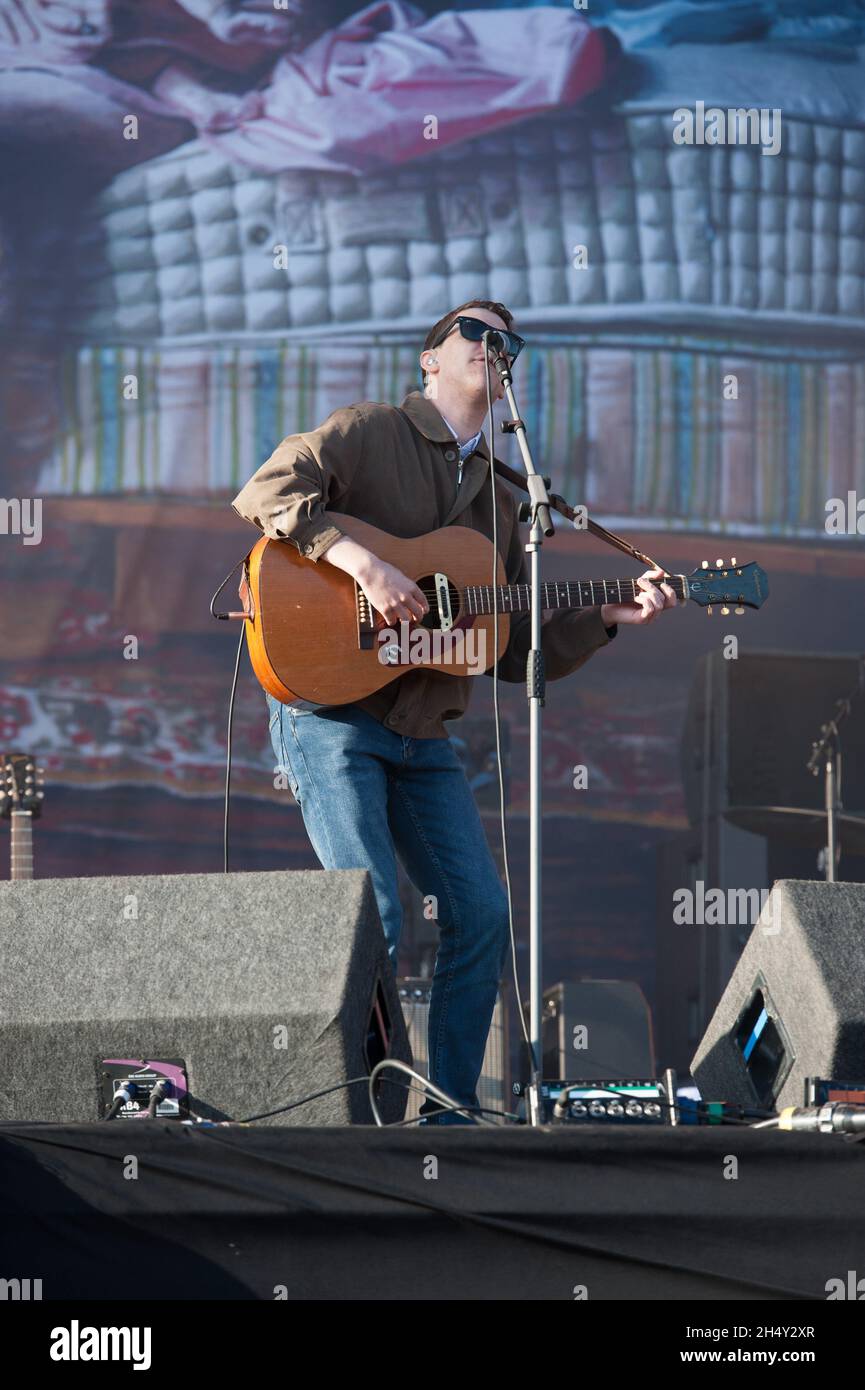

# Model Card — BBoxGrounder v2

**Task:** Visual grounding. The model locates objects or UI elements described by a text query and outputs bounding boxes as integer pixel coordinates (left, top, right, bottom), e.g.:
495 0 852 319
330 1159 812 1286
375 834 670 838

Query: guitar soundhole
416 575 461 630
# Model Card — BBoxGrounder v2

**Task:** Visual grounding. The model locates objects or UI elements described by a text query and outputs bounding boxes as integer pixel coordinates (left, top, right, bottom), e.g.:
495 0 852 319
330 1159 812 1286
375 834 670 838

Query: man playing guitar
232 299 680 1123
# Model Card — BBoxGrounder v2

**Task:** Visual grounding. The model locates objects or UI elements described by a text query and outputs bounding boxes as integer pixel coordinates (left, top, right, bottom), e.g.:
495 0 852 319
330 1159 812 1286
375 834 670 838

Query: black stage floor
1 1122 862 1301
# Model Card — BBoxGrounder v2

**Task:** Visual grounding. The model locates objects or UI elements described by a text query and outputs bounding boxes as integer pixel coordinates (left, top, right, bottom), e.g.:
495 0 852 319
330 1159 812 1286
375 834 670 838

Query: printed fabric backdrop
1 1 864 969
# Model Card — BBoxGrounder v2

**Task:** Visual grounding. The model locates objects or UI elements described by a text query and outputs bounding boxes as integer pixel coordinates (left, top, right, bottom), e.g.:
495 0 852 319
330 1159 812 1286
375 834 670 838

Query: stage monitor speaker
690 880 865 1110
0 869 411 1125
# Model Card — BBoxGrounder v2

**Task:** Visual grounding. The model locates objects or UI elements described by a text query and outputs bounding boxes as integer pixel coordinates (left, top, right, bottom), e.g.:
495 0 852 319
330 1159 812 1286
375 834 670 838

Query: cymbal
724 806 865 855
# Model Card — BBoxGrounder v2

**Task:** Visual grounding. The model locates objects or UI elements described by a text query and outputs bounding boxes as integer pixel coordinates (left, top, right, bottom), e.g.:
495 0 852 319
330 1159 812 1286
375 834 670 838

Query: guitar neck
464 574 688 616
10 810 33 881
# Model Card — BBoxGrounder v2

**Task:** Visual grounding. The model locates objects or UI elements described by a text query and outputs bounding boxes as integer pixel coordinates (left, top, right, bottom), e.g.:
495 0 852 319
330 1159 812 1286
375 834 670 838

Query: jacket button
444 448 457 462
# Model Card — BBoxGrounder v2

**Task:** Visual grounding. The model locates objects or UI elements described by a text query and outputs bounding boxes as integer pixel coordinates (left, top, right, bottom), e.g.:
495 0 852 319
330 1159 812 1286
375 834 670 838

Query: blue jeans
266 695 510 1125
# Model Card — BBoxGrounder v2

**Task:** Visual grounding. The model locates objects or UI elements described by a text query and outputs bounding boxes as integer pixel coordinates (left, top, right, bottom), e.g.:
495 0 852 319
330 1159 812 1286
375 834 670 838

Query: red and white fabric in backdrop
1 1 612 177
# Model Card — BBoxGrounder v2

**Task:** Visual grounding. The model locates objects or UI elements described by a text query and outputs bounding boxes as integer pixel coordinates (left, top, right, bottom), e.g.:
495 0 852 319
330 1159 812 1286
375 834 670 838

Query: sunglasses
432 315 526 364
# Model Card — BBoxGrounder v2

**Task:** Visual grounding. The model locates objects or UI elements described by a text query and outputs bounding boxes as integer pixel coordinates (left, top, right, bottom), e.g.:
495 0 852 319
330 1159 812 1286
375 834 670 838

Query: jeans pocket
275 744 301 803
280 760 301 803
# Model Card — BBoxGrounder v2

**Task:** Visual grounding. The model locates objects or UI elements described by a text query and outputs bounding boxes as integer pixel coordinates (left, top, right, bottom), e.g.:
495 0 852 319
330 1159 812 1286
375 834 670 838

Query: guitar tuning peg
721 605 730 616
730 557 737 566
707 605 713 616
715 558 724 567
701 560 708 569
735 605 744 615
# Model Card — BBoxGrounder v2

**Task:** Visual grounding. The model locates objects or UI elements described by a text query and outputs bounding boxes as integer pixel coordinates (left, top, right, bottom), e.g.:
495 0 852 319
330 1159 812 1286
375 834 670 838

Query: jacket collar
399 390 460 445
400 389 495 475
399 390 500 524
399 388 494 460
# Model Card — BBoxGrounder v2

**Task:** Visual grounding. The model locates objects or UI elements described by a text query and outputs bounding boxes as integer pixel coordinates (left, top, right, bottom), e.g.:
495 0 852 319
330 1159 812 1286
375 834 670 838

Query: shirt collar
440 413 483 461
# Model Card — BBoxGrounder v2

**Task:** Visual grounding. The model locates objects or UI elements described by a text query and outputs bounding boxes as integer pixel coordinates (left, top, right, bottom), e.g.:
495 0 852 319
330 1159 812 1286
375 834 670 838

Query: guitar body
242 522 767 708
244 516 510 706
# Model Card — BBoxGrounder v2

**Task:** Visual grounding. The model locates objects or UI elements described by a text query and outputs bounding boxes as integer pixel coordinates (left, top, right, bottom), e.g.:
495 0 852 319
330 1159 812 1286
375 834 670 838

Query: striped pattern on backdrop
39 342 865 537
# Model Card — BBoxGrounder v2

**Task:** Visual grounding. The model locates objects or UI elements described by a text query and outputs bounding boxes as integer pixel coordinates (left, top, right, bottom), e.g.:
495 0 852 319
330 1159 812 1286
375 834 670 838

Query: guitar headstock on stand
0 753 46 819
686 558 769 616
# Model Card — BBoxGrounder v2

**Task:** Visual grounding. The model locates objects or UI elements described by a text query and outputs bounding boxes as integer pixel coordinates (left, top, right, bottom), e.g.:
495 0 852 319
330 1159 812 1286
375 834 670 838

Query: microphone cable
210 557 251 874
778 1103 865 1134
102 1083 137 1121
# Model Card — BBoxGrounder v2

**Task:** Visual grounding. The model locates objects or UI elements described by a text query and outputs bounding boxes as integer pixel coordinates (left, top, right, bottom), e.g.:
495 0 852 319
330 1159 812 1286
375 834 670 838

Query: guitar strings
409 579 679 593
409 579 681 601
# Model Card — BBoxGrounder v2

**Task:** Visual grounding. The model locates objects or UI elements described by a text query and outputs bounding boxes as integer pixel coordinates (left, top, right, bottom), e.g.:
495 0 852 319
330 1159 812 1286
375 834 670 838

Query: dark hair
421 299 515 385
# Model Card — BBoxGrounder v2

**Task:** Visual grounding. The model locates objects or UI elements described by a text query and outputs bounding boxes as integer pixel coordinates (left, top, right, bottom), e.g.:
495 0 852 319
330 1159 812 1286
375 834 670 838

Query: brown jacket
231 390 616 737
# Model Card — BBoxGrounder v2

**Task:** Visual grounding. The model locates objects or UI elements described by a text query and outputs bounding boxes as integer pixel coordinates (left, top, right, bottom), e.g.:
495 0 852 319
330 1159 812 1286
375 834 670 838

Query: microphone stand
483 329 672 1126
805 659 865 881
486 334 554 1129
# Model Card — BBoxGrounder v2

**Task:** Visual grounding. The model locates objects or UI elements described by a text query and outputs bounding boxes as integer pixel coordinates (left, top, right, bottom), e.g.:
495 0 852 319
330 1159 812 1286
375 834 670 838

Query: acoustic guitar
1 753 45 880
242 515 768 706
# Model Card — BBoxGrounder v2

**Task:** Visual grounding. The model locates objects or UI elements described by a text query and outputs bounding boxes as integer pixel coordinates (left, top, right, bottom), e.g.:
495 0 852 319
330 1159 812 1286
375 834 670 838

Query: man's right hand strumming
324 535 429 626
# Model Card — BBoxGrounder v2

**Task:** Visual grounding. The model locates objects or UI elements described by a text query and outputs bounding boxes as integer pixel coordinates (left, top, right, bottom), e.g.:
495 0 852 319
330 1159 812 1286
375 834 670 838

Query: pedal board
513 1077 674 1125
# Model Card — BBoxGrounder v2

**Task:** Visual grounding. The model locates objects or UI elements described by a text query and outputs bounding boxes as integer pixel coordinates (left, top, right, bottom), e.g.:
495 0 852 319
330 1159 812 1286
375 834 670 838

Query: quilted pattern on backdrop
42 110 865 342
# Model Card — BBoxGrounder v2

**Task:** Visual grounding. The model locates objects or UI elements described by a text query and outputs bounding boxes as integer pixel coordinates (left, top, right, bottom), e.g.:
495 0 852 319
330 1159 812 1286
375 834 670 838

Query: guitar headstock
687 558 769 615
0 753 45 820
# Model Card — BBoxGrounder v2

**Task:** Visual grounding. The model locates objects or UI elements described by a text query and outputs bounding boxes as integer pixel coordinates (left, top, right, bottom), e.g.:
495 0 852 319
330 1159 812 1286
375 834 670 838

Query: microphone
482 329 512 384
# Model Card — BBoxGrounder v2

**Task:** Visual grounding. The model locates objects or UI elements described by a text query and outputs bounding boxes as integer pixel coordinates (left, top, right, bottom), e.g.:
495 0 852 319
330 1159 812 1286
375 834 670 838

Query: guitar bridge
356 585 376 650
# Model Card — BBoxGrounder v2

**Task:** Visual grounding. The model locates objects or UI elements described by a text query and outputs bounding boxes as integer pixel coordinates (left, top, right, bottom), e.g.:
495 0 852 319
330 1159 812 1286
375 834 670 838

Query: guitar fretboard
464 576 686 616
10 810 33 882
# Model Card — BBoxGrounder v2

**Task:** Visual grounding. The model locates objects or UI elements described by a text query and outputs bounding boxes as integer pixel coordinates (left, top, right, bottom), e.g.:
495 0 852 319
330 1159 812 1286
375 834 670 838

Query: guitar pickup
356 584 375 650
434 573 453 632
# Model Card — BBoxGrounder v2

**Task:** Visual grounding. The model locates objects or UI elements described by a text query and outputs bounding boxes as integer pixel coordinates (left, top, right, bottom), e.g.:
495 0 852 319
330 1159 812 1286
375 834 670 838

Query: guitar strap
395 402 665 572
491 457 666 572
